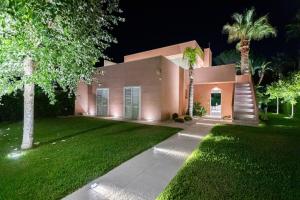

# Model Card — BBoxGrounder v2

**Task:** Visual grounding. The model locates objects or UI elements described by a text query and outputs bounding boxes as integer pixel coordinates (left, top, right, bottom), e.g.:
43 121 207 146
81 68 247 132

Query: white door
124 87 140 119
96 88 109 116
210 88 221 118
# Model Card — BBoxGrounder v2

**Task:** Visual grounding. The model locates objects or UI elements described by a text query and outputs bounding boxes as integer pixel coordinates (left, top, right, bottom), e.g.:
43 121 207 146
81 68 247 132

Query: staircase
234 83 258 124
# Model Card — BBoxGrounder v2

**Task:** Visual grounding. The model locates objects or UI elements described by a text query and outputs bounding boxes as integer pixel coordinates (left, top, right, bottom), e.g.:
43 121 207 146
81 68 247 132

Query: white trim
123 86 141 120
96 88 109 116
210 87 222 118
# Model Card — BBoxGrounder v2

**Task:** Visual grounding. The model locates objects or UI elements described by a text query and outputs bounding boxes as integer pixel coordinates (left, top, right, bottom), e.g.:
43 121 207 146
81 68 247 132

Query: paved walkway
63 119 215 200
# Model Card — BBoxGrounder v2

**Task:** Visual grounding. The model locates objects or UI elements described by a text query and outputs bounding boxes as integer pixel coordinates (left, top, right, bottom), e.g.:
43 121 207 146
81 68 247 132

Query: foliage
193 102 206 116
184 115 192 121
172 113 179 120
266 71 300 117
158 114 300 200
0 0 123 103
286 10 300 40
174 117 185 123
183 47 204 69
223 8 276 44
214 49 240 66
0 117 180 200
0 88 74 122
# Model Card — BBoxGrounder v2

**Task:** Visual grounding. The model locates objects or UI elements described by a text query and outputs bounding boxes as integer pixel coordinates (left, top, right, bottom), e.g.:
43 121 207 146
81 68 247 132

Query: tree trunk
258 73 264 86
276 97 279 114
291 103 294 118
188 68 194 117
21 57 35 150
240 39 250 74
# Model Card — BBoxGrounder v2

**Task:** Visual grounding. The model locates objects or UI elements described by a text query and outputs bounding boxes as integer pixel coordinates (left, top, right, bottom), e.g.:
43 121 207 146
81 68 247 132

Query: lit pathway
63 119 215 200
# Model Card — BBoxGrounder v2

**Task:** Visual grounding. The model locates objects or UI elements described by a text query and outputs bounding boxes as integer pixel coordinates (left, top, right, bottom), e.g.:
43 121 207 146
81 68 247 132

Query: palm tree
183 47 204 117
223 8 276 74
256 61 272 85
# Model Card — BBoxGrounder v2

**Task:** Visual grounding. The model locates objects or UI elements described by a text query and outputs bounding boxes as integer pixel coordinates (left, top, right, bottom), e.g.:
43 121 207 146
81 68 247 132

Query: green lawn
0 117 180 200
158 114 300 200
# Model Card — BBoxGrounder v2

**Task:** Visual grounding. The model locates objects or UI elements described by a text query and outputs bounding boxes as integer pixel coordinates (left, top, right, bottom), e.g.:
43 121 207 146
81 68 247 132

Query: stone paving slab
63 120 214 200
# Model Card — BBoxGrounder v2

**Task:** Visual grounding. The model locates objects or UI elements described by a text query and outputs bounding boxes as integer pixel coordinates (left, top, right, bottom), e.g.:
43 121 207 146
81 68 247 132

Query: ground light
7 151 25 159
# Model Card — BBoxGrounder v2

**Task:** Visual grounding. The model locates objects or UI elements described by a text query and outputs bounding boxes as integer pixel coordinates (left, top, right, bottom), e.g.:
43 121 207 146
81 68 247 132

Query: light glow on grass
7 151 25 159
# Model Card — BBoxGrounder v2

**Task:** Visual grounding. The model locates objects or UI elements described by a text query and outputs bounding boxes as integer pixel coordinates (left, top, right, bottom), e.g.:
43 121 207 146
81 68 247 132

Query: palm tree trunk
21 57 35 150
188 69 194 117
240 39 250 74
276 97 279 114
258 73 264 86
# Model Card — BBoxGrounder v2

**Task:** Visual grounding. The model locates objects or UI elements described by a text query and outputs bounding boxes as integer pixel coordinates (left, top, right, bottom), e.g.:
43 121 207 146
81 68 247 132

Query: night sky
106 0 300 64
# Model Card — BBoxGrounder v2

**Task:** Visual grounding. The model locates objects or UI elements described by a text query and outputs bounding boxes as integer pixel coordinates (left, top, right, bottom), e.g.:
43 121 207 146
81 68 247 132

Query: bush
174 117 184 123
193 102 206 116
184 115 192 121
0 88 74 122
172 113 179 120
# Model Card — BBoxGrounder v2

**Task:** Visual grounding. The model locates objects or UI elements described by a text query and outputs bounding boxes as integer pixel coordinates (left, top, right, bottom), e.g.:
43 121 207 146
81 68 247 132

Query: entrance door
96 88 109 116
210 88 221 118
124 87 140 119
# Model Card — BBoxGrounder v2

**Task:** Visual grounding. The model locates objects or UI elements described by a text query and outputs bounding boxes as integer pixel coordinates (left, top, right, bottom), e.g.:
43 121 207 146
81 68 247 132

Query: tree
255 61 272 86
286 10 300 70
183 47 204 117
214 49 240 66
266 81 283 114
281 73 300 118
223 8 276 74
0 0 122 149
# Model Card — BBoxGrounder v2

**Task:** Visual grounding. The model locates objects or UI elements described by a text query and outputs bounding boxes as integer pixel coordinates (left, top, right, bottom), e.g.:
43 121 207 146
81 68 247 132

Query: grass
0 116 180 200
158 114 300 200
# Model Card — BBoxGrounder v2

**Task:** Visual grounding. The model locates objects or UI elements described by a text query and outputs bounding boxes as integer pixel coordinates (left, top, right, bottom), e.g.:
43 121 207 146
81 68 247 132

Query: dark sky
106 0 300 63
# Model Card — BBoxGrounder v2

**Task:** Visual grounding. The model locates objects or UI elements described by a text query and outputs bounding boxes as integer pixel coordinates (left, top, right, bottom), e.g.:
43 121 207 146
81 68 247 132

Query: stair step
236 83 250 86
235 99 253 103
235 114 256 120
234 108 254 112
234 94 252 99
234 111 255 115
234 104 254 108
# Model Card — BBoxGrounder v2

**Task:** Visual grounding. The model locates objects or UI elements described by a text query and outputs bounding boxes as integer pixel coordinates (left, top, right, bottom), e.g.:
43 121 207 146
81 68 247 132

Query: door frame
96 88 109 116
210 87 222 118
123 86 141 120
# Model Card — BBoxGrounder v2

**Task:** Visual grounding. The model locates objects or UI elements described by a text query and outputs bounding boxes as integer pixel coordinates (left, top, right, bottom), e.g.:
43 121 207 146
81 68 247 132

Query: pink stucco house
75 41 258 123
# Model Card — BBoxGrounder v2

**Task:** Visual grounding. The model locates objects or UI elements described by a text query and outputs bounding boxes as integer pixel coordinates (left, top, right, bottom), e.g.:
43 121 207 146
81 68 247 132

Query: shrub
193 102 206 116
174 117 184 123
0 88 74 122
184 115 192 121
172 113 179 120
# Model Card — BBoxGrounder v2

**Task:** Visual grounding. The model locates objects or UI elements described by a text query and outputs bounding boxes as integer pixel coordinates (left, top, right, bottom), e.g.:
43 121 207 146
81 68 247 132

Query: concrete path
63 119 215 200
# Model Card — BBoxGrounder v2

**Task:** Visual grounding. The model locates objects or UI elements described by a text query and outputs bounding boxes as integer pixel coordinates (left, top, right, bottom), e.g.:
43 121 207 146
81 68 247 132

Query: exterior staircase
233 83 258 125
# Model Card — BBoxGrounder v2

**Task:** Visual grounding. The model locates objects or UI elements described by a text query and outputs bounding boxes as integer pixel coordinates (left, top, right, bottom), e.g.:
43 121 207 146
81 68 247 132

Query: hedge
0 89 74 122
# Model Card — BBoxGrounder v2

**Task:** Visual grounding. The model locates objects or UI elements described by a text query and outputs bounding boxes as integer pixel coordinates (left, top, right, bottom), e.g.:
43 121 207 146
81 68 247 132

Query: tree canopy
223 8 276 44
0 0 123 103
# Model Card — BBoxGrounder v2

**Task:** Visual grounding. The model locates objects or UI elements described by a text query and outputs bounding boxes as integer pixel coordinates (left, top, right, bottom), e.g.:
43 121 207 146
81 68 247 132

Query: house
75 41 258 123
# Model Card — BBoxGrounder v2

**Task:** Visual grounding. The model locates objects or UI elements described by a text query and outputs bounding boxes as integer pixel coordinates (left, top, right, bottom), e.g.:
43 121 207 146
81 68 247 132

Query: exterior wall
194 83 234 119
91 56 163 121
160 57 180 120
75 81 89 115
193 64 236 84
124 41 200 62
203 48 212 67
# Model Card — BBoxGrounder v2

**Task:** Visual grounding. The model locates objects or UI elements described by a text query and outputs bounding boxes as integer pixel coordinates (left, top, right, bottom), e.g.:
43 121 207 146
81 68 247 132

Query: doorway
210 88 221 118
124 86 141 120
96 88 109 116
